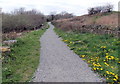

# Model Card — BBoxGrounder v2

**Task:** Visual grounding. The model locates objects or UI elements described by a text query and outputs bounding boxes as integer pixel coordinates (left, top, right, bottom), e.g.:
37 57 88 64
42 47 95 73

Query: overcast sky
0 0 119 16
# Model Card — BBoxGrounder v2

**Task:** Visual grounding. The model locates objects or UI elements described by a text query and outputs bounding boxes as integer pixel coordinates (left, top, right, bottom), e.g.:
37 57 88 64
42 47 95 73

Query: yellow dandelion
110 72 115 75
106 56 109 59
110 56 114 59
111 66 114 69
82 59 85 60
113 78 117 81
81 55 85 58
115 74 118 79
70 42 72 44
64 40 68 42
106 71 109 74
104 62 109 66
100 68 103 70
106 53 109 55
97 68 99 70
93 68 96 70
101 46 106 48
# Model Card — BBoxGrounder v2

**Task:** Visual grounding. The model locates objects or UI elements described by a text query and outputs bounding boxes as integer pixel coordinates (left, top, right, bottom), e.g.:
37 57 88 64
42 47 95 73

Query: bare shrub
2 8 46 33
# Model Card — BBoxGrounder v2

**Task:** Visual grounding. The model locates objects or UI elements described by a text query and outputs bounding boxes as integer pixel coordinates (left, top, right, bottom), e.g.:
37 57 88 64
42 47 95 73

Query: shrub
2 8 46 33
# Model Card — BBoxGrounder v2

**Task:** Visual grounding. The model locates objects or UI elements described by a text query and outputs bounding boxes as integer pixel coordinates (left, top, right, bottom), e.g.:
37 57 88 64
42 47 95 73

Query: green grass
54 28 120 83
2 27 48 82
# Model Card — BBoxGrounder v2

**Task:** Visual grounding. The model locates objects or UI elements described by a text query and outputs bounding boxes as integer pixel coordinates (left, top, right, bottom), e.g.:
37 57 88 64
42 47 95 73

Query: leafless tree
103 4 113 13
47 11 74 21
88 4 114 15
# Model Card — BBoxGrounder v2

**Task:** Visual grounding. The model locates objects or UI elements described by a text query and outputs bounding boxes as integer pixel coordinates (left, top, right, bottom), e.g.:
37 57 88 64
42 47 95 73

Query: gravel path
32 22 102 82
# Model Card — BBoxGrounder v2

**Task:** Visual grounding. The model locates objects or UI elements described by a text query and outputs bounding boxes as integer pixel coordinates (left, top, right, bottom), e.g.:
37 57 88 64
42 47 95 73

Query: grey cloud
0 0 119 15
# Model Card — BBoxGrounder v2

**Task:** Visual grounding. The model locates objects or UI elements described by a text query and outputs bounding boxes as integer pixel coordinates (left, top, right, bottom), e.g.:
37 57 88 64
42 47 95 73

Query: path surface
33 22 102 82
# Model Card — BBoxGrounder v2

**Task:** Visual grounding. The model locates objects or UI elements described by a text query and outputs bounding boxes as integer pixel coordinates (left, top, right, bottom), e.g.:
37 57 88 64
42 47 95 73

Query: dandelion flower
81 55 85 58
100 46 106 48
113 78 117 81
106 71 109 74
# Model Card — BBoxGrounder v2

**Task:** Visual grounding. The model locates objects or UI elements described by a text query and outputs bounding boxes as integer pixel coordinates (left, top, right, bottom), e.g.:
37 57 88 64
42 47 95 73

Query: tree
88 4 114 15
105 4 114 12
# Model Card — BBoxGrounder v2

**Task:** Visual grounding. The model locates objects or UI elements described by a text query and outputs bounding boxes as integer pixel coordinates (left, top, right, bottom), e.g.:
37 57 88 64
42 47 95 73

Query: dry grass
52 12 119 36
96 13 118 27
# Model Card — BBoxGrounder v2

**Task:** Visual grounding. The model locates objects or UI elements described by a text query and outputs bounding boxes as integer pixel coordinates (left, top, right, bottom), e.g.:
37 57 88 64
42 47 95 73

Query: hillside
52 12 119 36
53 12 119 83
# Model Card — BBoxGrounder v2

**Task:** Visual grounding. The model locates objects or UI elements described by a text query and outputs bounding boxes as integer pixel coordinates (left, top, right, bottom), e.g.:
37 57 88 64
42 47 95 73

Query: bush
2 8 46 33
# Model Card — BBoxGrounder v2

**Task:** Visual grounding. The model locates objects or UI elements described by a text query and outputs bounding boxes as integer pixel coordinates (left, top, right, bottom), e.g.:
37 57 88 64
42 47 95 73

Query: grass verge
54 28 120 83
2 26 48 82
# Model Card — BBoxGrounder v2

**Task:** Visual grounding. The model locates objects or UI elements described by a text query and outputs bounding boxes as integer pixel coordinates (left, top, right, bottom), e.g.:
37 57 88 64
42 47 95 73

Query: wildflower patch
54 28 119 83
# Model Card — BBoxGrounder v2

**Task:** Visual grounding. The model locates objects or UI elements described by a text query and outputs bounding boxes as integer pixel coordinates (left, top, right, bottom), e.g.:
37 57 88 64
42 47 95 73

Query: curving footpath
32 22 103 82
